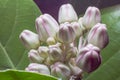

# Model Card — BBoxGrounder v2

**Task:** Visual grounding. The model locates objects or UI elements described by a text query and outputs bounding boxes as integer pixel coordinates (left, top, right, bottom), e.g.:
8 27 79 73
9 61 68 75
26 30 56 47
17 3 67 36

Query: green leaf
0 0 41 70
0 70 57 80
84 5 120 80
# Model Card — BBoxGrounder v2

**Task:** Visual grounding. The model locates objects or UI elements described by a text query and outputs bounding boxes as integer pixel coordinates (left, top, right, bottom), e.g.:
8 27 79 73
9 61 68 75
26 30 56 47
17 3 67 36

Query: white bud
57 22 76 44
71 22 83 37
82 7 101 30
51 62 71 80
66 46 78 60
38 46 49 59
46 37 56 45
19 30 40 49
48 45 62 62
87 23 109 49
78 17 86 33
69 62 82 75
58 4 78 23
25 63 50 75
28 49 44 63
36 14 59 41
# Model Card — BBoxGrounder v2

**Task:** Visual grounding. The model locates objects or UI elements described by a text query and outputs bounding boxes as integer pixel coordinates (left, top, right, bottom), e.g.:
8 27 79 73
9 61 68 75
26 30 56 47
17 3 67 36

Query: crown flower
19 3 109 80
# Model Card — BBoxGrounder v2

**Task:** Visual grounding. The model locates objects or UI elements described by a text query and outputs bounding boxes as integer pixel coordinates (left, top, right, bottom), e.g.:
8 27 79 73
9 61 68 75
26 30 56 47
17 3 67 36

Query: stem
61 43 70 63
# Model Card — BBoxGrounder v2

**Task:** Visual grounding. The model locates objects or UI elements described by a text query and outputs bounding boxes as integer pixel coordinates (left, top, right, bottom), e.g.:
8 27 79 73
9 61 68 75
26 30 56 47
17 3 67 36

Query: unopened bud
25 63 50 75
48 45 62 62
45 57 53 66
76 44 101 73
82 7 101 30
35 14 59 41
87 23 109 49
46 37 56 45
38 46 49 59
58 4 78 23
69 61 82 75
78 18 86 33
57 22 76 44
78 36 88 52
28 49 44 63
51 62 71 80
19 30 40 49
71 22 83 37
66 46 78 60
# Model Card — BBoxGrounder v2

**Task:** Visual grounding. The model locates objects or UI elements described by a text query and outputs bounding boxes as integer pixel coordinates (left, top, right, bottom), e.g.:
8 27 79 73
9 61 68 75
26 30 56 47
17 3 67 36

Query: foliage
0 70 57 80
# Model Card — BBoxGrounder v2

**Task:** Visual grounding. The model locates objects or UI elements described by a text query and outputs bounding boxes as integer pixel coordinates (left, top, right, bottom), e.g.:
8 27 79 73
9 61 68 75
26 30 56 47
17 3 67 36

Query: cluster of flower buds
19 3 109 80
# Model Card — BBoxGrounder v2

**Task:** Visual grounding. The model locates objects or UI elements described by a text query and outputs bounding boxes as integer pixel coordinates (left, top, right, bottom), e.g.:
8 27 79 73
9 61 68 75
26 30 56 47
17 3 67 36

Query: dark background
34 0 120 20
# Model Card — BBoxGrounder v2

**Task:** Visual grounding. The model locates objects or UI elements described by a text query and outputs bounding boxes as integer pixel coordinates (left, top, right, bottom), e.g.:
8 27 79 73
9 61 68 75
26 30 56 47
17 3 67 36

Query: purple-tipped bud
71 22 83 37
38 46 49 59
35 14 59 41
48 45 62 62
19 30 40 49
58 4 78 23
28 49 44 63
87 23 109 49
57 22 76 43
76 44 101 73
82 7 101 30
51 62 71 80
25 63 50 75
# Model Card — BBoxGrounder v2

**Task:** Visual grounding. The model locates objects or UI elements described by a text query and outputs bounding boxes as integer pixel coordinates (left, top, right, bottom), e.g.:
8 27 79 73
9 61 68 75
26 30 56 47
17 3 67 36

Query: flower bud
87 23 109 49
58 4 78 23
78 36 88 53
82 7 101 30
71 22 83 37
57 22 76 43
38 46 49 59
19 30 40 49
35 14 59 41
76 44 101 73
69 61 82 75
28 49 44 63
48 45 62 62
46 37 56 45
51 62 71 80
78 18 86 33
25 63 50 75
66 46 77 60
44 57 53 66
